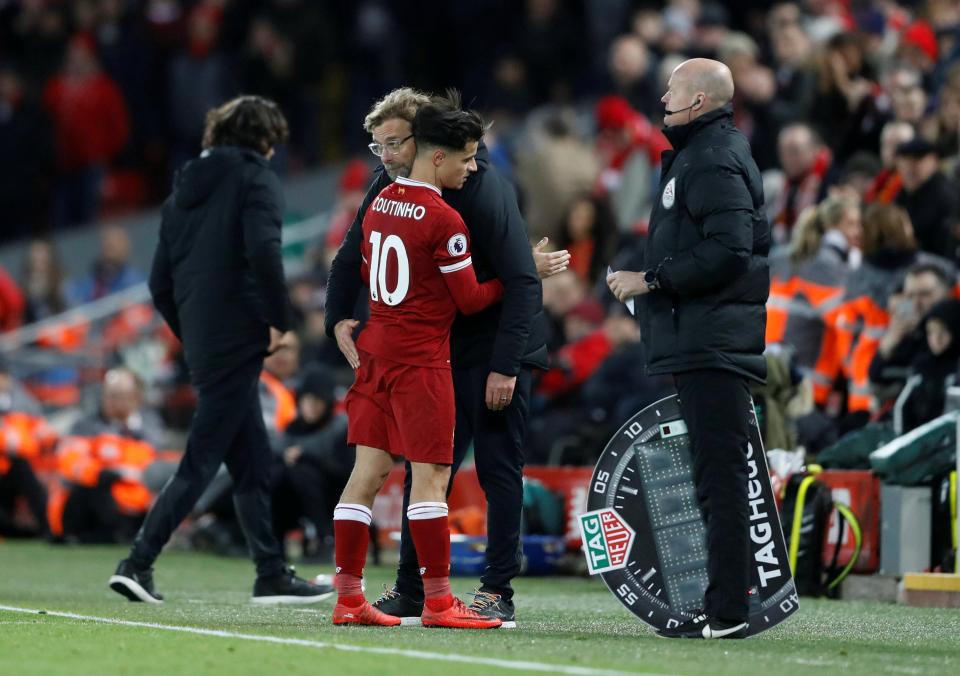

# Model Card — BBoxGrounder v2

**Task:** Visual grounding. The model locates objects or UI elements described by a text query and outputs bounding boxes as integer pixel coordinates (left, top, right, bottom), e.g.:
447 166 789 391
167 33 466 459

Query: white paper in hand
607 266 636 316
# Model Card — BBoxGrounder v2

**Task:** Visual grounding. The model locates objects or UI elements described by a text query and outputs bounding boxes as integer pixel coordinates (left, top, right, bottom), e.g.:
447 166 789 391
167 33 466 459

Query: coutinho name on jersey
371 196 427 221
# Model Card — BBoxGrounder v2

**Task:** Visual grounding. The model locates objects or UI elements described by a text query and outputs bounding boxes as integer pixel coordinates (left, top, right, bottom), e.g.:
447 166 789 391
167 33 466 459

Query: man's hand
268 328 296 354
879 294 917 358
334 318 361 369
606 270 649 302
533 237 571 280
485 371 517 411
284 446 303 467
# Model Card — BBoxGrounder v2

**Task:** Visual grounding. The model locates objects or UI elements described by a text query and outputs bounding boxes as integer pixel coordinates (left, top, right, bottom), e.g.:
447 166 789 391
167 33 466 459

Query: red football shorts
345 350 455 465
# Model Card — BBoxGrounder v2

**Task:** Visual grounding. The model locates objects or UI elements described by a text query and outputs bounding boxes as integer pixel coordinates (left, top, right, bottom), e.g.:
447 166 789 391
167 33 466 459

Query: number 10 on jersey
368 230 410 306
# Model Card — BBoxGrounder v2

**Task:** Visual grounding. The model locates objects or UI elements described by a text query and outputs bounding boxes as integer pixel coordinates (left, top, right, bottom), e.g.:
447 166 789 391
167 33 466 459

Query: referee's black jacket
641 106 770 383
325 144 548 375
149 146 294 387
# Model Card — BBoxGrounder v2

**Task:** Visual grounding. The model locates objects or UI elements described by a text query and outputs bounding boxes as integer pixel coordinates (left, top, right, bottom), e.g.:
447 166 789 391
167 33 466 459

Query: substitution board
579 394 798 636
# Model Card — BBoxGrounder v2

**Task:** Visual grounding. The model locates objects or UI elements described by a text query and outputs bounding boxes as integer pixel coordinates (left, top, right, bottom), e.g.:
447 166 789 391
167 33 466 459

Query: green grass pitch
1 541 958 675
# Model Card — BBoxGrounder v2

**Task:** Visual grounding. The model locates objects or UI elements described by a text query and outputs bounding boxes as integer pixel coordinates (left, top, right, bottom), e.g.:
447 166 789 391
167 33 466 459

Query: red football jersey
357 176 502 368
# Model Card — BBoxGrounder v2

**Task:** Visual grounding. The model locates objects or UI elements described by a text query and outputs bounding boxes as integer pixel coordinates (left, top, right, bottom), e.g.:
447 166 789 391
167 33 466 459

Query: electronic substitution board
579 395 798 636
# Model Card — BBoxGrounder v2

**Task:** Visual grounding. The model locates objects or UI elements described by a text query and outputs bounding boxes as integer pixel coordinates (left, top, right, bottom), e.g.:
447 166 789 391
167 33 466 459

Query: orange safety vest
46 480 69 537
102 303 155 352
260 371 296 433
823 256 952 415
55 433 156 514
0 412 58 475
766 276 843 405
766 249 849 406
810 304 845 406
36 320 89 353
834 296 890 412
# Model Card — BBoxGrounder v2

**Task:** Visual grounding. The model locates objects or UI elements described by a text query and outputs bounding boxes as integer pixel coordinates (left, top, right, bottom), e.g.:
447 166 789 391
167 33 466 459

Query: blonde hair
363 87 432 133
790 196 858 263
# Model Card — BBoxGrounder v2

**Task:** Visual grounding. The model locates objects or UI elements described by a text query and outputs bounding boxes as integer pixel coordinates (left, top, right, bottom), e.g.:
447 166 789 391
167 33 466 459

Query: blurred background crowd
3 0 960 561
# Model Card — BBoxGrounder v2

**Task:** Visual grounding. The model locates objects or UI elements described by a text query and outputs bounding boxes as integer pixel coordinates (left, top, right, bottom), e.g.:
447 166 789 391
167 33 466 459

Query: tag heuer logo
579 508 635 575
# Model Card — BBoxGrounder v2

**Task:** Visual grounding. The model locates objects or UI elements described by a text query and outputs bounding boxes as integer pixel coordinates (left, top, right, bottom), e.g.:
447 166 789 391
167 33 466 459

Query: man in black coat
894 138 959 261
325 88 567 626
608 59 770 639
109 96 331 605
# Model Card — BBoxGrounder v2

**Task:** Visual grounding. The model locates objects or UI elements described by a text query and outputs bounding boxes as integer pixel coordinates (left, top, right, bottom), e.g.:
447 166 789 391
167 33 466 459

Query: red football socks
333 503 372 607
408 502 453 612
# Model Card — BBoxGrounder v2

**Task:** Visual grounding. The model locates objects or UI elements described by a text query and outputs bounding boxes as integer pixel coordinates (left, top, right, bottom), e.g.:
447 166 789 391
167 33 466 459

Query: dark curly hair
411 89 486 152
202 95 289 155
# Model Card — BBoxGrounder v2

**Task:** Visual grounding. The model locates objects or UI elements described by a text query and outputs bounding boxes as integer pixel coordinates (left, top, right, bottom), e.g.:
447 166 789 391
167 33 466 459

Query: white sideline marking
0 604 640 676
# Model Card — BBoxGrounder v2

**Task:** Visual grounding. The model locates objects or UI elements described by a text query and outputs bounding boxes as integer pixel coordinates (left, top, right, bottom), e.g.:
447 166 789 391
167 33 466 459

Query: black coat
895 171 958 260
325 144 548 375
641 106 770 382
149 146 293 386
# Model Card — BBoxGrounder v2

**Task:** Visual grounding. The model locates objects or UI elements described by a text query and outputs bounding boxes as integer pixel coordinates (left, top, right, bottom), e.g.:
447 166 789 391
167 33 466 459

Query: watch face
644 270 656 285
582 395 798 637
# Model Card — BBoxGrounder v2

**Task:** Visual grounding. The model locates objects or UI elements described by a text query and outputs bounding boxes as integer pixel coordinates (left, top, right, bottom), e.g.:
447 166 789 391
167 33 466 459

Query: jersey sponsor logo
662 177 676 209
371 196 426 220
579 508 635 574
446 234 467 257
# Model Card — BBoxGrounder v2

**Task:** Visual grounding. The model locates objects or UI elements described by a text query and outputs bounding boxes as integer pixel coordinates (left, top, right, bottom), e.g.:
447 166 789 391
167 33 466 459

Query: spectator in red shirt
43 35 129 228
866 121 914 205
594 95 671 234
0 266 25 332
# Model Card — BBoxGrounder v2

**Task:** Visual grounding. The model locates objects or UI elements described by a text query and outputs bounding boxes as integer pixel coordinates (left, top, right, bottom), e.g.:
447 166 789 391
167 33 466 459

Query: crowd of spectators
5 0 960 554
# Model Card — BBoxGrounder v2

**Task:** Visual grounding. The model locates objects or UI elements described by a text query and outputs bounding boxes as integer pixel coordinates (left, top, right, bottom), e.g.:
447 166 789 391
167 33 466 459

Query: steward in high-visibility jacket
831 204 955 415
766 197 860 405
0 411 57 536
259 370 296 438
0 357 55 537
52 432 157 542
259 333 299 451
49 368 168 542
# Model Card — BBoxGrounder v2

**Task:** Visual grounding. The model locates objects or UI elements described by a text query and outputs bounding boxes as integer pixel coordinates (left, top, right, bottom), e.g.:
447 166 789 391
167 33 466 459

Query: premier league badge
580 395 798 637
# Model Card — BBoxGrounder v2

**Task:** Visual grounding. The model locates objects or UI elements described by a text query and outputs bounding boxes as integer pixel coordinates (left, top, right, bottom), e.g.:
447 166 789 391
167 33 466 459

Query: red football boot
421 597 502 629
332 600 402 626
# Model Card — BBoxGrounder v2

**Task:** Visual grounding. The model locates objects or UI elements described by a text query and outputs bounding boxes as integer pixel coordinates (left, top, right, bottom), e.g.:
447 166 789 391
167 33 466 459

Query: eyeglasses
368 134 413 157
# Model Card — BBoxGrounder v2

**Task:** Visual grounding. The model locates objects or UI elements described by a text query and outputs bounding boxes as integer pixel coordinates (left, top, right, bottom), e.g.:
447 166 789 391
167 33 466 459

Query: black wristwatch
644 269 660 291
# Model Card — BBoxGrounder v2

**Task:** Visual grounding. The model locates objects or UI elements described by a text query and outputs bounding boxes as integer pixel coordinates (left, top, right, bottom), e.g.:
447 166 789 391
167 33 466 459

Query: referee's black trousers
396 363 531 602
674 369 751 623
130 356 286 578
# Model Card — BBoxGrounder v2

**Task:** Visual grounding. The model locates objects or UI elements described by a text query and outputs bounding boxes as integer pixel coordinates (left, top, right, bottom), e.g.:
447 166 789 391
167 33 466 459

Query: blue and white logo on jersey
447 234 468 257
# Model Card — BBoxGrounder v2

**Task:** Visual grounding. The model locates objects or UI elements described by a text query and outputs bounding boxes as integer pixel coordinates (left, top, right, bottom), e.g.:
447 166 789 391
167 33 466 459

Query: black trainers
109 559 164 604
656 613 747 639
251 566 334 605
468 590 516 629
371 585 424 626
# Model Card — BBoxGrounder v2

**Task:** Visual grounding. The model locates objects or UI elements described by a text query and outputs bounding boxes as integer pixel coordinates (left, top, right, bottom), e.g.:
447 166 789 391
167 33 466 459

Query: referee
326 88 566 626
607 59 770 639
